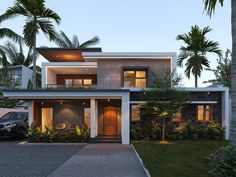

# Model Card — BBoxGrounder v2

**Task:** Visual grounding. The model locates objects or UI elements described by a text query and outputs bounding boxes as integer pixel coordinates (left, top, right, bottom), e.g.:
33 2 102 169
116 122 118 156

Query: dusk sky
0 0 231 87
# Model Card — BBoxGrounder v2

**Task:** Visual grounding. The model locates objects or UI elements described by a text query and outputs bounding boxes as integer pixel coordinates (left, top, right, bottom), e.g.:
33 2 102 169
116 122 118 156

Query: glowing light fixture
60 101 63 105
41 102 44 105
107 99 110 102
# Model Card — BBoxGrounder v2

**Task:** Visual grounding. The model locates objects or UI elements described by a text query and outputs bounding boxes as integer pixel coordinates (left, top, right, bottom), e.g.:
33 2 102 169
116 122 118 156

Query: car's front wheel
15 127 28 140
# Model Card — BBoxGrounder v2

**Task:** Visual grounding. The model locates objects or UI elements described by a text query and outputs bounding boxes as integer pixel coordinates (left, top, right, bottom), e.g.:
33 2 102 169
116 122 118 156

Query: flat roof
36 48 102 62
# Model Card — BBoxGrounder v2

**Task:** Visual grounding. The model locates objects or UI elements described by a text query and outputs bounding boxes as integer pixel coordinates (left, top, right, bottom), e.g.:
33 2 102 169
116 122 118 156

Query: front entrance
103 107 117 136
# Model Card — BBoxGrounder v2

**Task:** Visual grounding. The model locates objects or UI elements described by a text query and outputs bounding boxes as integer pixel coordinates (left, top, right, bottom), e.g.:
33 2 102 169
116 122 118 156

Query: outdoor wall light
60 101 63 105
108 99 110 102
41 102 44 105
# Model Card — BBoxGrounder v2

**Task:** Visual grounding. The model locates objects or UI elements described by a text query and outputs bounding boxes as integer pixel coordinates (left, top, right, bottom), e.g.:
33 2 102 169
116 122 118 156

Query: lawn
133 140 228 177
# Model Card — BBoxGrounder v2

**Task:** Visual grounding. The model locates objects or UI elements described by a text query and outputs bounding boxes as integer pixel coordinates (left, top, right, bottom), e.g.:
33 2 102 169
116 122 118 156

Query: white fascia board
42 62 97 67
182 87 229 92
127 87 229 93
82 52 177 58
3 91 129 100
190 101 217 104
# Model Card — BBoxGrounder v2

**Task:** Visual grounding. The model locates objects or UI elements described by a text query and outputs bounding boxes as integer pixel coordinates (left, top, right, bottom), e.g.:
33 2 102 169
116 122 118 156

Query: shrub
131 124 145 140
209 146 236 177
27 124 90 143
140 120 224 141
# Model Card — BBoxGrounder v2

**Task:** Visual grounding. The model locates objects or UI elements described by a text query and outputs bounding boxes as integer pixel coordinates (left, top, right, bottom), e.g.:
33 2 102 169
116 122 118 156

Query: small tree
141 71 190 141
204 49 231 87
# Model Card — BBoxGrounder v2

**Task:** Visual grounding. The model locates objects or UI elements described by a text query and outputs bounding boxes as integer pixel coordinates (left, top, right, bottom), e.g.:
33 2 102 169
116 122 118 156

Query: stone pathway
48 144 148 177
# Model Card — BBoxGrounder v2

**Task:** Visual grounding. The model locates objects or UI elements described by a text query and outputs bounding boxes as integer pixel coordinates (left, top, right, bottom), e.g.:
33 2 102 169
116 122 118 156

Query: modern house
2 48 230 144
0 65 33 89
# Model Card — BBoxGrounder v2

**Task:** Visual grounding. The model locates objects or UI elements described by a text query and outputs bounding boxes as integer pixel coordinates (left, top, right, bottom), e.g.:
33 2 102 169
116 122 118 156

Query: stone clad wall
97 59 170 89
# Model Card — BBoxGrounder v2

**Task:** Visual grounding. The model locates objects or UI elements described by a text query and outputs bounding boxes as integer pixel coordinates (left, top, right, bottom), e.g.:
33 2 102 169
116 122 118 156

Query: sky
0 0 231 87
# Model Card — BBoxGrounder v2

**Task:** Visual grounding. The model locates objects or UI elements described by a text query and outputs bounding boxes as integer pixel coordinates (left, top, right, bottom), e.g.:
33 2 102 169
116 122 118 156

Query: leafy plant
131 124 145 140
208 146 236 177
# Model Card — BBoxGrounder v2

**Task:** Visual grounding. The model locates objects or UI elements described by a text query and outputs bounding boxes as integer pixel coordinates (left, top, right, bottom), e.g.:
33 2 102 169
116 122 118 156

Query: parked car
0 112 29 139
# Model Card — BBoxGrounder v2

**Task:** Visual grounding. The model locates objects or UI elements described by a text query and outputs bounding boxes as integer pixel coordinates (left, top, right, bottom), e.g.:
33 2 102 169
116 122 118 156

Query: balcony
45 84 96 89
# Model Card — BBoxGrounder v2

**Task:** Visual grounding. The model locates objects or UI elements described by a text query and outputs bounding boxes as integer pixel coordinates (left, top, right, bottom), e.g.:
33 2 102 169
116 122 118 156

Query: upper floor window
197 105 212 122
123 69 147 88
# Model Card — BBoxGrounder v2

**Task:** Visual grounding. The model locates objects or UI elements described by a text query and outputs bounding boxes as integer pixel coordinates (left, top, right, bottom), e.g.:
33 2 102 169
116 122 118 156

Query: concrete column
222 88 230 140
95 100 98 136
28 101 34 127
121 92 130 144
90 98 96 138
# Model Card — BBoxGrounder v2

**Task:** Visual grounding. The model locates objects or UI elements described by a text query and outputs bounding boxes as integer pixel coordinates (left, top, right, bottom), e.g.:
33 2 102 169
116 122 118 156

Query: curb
131 144 151 177
18 141 87 145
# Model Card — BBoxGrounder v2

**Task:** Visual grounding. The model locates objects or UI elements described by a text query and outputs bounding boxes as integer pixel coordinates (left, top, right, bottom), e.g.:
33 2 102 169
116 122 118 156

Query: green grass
133 140 228 177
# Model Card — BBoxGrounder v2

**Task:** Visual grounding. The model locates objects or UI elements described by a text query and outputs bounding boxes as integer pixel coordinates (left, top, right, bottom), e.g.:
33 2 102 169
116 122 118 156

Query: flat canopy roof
36 48 102 62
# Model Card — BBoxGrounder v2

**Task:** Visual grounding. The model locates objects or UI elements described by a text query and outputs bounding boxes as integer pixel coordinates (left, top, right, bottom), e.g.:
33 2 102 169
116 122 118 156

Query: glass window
172 109 182 122
83 79 92 86
84 108 91 129
197 105 204 121
131 105 140 122
123 69 147 88
124 71 135 87
136 71 146 78
65 79 73 87
73 79 82 86
136 79 146 87
197 105 212 122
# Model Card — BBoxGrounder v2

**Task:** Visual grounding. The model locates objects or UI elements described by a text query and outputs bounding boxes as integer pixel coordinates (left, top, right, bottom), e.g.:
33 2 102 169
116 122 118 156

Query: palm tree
176 25 222 87
0 41 41 87
0 0 61 89
0 41 34 67
0 27 22 42
203 0 236 146
53 31 100 48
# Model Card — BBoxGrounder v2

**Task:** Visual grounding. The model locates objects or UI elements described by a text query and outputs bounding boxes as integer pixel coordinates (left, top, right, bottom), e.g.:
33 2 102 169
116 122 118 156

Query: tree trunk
231 0 236 147
195 75 198 87
32 33 37 89
162 118 165 141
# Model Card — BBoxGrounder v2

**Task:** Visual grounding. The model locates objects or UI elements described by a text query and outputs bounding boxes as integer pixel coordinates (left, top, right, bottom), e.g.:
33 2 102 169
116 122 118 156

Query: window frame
122 67 148 88
196 104 212 122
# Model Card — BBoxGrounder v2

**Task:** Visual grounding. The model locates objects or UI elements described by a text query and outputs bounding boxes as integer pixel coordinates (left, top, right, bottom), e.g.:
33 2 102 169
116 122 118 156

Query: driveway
0 139 84 177
48 144 148 177
0 139 147 177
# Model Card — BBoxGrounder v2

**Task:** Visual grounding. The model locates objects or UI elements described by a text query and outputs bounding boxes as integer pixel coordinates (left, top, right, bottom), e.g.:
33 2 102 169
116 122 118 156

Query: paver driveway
48 144 148 177
0 139 147 177
0 139 84 177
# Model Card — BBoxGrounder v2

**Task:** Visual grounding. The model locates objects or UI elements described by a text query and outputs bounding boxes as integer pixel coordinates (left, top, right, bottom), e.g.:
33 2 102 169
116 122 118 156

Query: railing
45 84 96 89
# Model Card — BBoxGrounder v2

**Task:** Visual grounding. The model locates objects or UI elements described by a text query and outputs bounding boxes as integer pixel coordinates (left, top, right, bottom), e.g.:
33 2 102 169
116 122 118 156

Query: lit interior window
131 105 140 122
197 105 212 122
83 79 92 85
123 69 147 88
73 79 82 86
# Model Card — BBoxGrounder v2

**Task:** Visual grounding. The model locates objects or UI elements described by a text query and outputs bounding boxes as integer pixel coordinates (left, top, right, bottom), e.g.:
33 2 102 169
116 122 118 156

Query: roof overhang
2 89 130 100
36 48 102 62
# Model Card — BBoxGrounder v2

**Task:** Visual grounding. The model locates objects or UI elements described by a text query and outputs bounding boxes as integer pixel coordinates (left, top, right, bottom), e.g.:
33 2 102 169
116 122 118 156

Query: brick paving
0 139 84 177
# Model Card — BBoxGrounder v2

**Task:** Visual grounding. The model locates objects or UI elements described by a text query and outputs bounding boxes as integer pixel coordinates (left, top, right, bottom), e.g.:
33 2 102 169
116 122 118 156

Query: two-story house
2 48 230 144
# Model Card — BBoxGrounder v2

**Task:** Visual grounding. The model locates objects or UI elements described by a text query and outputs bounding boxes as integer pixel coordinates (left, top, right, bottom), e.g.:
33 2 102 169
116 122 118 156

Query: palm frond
0 28 22 42
72 35 79 48
79 36 100 48
0 3 28 23
203 0 224 17
40 8 61 24
23 19 40 47
59 31 73 48
38 19 57 42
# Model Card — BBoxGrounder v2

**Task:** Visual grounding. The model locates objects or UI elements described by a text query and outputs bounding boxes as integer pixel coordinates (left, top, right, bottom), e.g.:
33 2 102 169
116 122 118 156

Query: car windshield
0 112 13 120
0 112 27 120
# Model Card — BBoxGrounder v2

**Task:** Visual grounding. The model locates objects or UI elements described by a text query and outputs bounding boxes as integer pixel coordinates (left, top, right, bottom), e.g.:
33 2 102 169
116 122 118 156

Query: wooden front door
103 107 117 136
